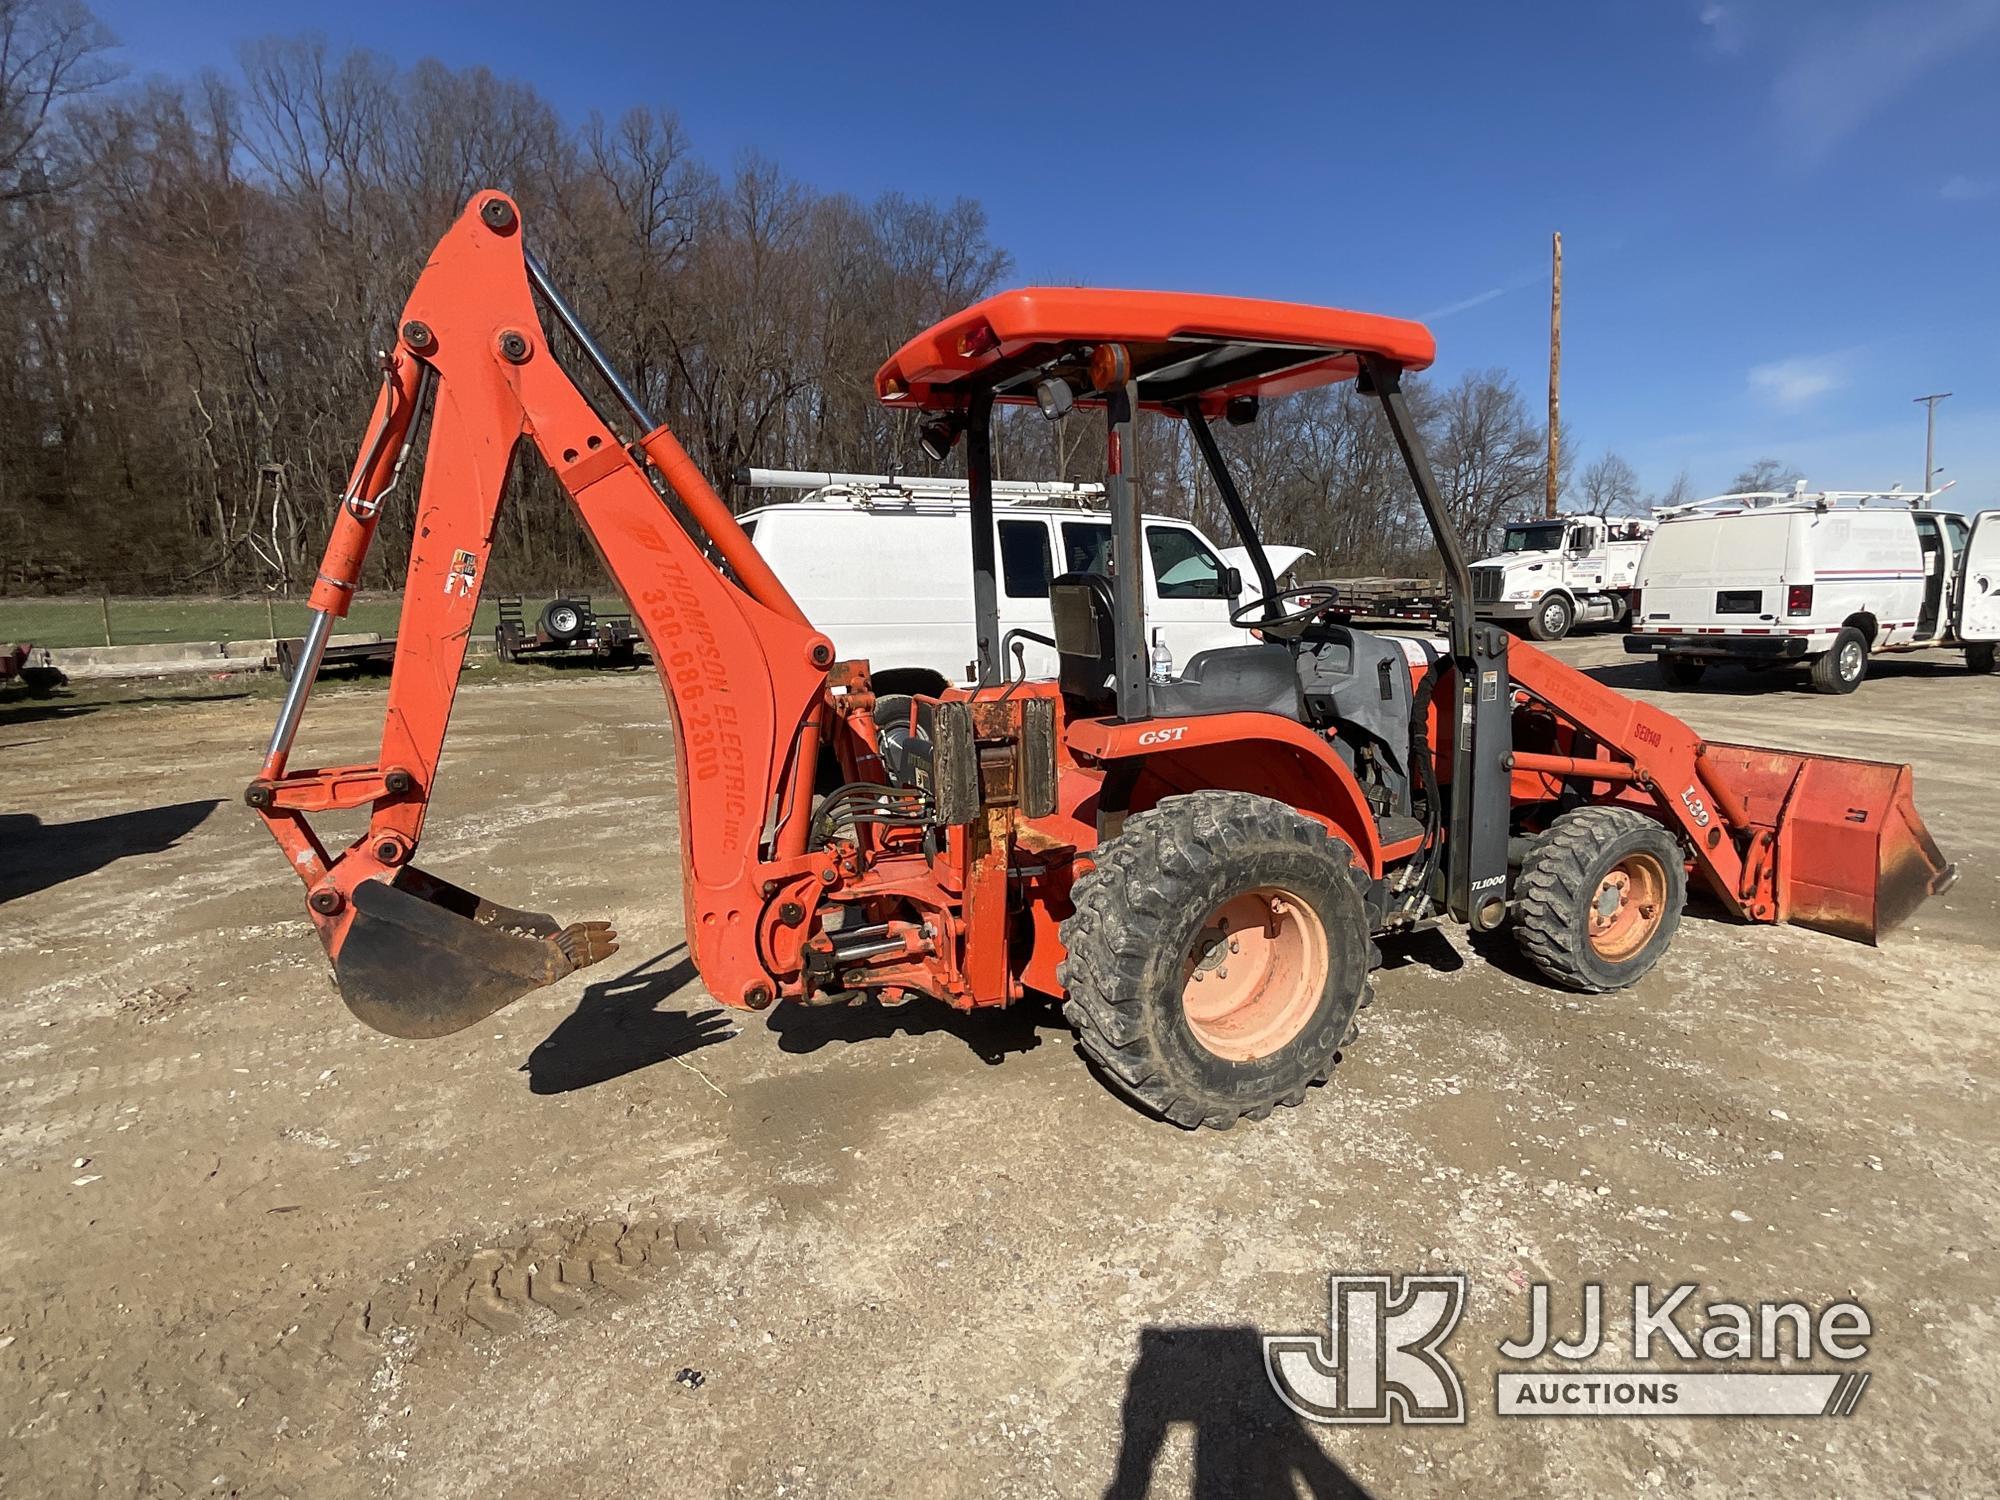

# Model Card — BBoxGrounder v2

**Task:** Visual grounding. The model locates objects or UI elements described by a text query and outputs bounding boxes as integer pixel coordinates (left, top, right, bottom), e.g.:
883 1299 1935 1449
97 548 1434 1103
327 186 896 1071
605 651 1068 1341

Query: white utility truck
1624 486 2000 693
1468 513 1656 641
734 469 1311 703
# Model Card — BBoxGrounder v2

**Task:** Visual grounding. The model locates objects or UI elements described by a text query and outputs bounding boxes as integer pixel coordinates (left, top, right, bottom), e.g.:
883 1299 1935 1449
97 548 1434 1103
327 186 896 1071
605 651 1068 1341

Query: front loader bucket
332 867 618 1039
1703 743 1957 944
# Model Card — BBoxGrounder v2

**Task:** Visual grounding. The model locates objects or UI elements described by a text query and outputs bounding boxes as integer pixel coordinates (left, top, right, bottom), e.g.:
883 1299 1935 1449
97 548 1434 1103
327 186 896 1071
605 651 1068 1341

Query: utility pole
1913 392 1951 492
1546 231 1562 519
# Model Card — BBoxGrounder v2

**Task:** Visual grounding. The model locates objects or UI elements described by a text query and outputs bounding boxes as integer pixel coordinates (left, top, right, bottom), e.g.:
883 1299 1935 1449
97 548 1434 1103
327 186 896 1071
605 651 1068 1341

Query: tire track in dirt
3 1213 717 1495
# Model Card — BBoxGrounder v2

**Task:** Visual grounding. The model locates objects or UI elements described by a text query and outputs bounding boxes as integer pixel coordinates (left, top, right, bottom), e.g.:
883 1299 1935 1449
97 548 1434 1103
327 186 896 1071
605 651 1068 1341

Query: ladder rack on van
736 466 1107 509
1654 482 1954 520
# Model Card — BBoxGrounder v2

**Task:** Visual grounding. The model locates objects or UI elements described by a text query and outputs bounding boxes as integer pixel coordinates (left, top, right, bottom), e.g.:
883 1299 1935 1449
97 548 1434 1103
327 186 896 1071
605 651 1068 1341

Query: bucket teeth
554 921 620 971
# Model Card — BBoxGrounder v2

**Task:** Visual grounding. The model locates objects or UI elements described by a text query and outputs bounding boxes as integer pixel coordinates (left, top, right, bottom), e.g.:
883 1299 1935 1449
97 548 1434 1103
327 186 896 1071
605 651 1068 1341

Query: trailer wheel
1057 791 1371 1129
1809 626 1867 694
1968 642 1996 675
1512 806 1685 993
540 599 586 643
1657 655 1707 688
1527 593 1573 642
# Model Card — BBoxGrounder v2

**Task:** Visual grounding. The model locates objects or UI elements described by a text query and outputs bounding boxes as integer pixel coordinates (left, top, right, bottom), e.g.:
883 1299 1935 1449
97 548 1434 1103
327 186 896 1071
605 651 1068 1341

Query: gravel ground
1 634 1994 1497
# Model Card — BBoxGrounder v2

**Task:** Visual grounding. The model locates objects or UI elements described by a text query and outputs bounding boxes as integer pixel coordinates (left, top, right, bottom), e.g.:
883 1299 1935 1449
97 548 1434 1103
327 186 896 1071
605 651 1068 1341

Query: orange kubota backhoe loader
249 192 1957 1128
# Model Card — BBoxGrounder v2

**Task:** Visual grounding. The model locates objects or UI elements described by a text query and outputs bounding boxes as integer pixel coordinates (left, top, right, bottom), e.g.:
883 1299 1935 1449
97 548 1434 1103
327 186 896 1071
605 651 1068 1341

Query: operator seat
1048 573 1301 720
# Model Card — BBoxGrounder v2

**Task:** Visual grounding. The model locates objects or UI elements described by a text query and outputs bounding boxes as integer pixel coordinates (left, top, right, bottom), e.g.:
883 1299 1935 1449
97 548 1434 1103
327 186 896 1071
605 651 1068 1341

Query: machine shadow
0 699 99 728
1583 655 1976 695
764 992 1060 1066
0 799 220 904
1103 1325 1376 1500
523 945 731 1094
1378 926 1465 975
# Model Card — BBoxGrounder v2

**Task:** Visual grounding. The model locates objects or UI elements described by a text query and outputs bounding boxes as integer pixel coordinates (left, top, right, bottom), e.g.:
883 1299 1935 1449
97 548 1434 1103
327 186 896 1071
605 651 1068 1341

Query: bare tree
1427 370 1548 556
1728 457 1803 495
1648 470 1695 510
1578 452 1642 516
0 18 1568 600
0 0 116 200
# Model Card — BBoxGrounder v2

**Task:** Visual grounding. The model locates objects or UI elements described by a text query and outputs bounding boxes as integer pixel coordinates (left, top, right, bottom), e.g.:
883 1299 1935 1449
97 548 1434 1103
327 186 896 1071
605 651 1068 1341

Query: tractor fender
1065 712 1385 877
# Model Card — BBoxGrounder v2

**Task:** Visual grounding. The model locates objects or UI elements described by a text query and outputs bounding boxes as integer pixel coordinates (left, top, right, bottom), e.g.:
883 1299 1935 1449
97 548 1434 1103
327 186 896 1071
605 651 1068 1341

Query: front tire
1528 593 1574 642
1058 791 1371 1130
1968 642 1996 675
1513 806 1685 993
1810 625 1867 694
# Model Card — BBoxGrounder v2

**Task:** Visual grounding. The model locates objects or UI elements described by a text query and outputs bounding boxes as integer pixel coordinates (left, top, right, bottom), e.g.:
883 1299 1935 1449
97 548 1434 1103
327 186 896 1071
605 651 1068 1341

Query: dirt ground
2 635 1996 1498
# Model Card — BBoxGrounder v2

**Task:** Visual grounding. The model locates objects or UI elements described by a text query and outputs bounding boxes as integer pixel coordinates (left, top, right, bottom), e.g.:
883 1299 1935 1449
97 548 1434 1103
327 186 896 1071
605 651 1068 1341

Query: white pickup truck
734 470 1311 701
1468 514 1656 641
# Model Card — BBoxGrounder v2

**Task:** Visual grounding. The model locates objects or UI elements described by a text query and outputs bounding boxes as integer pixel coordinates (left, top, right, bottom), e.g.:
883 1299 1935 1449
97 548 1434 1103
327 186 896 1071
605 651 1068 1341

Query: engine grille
1471 566 1504 603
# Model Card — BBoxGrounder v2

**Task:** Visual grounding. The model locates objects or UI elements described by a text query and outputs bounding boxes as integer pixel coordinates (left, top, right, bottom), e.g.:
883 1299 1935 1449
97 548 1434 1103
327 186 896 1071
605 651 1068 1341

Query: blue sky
94 1 1999 509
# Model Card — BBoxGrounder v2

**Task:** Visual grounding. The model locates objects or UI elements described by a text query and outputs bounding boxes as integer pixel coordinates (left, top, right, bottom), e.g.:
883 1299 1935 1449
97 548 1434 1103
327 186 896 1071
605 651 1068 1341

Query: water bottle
1149 629 1174 683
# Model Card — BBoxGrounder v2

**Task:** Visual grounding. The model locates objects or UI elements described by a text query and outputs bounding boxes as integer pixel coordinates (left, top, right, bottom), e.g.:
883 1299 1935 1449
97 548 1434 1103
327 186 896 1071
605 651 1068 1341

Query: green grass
0 594 630 649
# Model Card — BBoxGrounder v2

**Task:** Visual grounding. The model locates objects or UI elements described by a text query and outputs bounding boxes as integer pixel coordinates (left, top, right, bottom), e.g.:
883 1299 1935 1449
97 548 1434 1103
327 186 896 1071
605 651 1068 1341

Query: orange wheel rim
1180 886 1328 1062
1587 852 1667 962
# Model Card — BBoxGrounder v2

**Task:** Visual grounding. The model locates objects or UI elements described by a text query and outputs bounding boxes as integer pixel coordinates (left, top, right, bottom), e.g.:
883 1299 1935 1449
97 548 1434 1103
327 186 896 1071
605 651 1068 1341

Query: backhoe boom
249 192 837 1035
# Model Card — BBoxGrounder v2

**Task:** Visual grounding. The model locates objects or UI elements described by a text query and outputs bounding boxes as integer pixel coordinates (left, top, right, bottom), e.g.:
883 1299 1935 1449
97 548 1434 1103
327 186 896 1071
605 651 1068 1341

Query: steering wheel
1228 584 1343 642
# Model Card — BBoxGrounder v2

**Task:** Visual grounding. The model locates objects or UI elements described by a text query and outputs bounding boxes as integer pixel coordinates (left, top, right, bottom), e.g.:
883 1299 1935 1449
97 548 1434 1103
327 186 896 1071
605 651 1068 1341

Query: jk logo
1264 1273 1468 1425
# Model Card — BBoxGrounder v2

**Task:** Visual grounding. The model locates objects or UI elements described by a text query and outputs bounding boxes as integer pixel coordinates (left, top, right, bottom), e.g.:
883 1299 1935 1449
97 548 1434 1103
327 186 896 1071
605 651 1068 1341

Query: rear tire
1528 593 1574 642
1968 642 1996 675
1658 655 1707 688
1513 806 1685 993
1058 791 1371 1130
1810 626 1867 694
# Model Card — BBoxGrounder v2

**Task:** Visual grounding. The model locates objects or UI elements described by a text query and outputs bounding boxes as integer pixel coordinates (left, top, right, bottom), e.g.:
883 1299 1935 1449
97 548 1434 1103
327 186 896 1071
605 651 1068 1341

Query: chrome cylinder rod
524 247 656 431
260 363 430 772
263 606 334 764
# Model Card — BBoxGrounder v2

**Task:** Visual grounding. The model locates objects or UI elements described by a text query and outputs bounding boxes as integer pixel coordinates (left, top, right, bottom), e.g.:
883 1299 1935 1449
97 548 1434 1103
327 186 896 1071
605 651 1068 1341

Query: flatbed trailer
494 594 644 663
1311 576 1451 627
274 635 396 682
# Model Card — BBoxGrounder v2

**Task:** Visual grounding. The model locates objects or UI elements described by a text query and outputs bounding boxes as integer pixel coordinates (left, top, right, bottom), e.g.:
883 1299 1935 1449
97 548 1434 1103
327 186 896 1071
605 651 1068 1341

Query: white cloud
1941 173 1998 200
1772 1 2000 163
1748 354 1848 410
1699 3 1744 55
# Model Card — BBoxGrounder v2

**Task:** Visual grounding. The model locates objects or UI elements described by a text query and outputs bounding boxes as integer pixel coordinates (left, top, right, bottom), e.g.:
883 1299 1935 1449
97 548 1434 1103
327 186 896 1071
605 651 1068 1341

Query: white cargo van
735 470 1310 700
1625 487 2000 692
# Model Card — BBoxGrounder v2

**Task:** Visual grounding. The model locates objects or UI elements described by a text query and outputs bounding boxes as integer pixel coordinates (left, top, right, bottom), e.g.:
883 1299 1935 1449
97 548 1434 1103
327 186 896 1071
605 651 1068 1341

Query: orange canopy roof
875 286 1435 417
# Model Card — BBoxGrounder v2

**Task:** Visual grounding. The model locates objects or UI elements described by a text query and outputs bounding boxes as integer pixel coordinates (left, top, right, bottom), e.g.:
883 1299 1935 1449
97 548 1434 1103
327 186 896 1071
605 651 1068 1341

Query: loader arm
248 192 837 1035
1505 643 1954 941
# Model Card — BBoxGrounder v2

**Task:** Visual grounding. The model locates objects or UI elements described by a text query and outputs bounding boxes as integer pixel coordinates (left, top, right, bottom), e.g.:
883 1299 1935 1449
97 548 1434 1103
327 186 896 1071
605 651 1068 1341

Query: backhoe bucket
1702 743 1956 944
332 867 618 1039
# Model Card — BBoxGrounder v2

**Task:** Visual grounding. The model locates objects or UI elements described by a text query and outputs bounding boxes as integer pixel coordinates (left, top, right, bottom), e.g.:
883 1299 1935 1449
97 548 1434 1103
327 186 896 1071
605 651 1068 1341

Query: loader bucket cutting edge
1703 742 1956 945
331 868 618 1039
